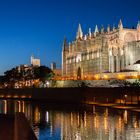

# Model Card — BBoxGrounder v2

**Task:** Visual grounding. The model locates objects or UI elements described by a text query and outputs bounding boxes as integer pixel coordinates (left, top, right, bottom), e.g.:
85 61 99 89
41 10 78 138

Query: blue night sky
0 0 139 74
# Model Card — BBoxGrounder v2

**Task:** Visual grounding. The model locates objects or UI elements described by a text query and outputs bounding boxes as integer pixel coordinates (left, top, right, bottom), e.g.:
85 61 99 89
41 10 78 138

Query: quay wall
0 87 139 104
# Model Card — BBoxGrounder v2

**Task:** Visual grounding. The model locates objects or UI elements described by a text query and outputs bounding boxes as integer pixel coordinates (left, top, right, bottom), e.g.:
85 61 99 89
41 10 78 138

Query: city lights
117 74 125 80
133 74 138 78
103 74 109 80
0 1 139 140
94 74 100 80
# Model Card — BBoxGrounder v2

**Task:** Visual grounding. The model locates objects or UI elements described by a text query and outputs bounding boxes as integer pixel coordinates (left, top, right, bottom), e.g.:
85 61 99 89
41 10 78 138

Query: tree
33 66 54 81
1 65 55 88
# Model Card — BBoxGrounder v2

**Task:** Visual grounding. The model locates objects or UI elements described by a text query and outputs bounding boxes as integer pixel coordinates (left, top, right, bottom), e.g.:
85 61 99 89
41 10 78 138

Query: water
0 100 140 140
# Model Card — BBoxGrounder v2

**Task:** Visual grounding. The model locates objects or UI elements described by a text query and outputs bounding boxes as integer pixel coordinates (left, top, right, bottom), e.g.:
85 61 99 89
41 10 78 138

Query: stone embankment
49 79 137 87
0 86 139 104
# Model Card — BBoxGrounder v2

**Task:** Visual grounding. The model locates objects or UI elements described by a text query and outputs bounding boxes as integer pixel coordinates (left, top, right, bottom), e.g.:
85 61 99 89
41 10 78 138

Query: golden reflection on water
22 101 25 113
18 101 21 112
104 116 108 133
93 105 96 114
134 119 138 129
84 111 87 127
118 116 123 133
103 108 109 134
70 112 73 126
124 110 128 124
34 106 40 124
77 112 80 126
2 100 27 114
94 114 99 130
4 100 7 114
1 101 140 140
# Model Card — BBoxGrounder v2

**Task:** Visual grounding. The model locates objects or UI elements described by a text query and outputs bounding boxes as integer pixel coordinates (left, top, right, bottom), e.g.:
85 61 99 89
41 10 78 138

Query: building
62 20 140 79
50 62 61 79
31 55 40 67
51 62 56 70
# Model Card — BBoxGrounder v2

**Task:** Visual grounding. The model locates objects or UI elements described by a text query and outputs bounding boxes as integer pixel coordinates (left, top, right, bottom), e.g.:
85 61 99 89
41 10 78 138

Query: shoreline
0 86 139 101
0 87 140 114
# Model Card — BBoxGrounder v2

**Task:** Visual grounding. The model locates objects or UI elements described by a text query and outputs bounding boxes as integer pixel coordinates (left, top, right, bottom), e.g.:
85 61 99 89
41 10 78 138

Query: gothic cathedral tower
62 37 69 77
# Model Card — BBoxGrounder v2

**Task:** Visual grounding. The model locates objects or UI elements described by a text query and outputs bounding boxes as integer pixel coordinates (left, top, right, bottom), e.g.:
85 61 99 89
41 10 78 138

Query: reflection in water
34 106 40 124
22 101 25 113
46 111 49 123
0 100 32 117
18 101 21 112
1 100 140 140
123 110 128 124
4 100 7 114
104 108 108 134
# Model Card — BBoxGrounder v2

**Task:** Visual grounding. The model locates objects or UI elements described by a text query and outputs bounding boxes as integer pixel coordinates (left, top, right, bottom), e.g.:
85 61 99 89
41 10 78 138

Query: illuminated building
62 20 140 79
31 55 40 67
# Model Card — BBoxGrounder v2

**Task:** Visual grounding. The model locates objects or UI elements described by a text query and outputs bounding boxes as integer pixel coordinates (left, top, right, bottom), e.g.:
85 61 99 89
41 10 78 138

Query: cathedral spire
88 28 91 38
94 25 99 37
62 37 69 51
137 21 140 31
118 19 123 30
107 24 110 33
101 25 105 34
76 23 83 40
113 24 116 31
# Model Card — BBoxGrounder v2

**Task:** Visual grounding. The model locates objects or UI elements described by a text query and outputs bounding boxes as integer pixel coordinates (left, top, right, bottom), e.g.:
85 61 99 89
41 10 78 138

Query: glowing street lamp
94 74 100 80
103 74 109 80
117 74 125 80
124 94 127 105
133 74 138 79
46 81 50 87
84 75 87 80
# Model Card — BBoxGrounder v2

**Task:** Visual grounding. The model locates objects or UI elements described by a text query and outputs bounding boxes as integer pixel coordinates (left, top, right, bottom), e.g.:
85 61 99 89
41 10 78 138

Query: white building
31 55 40 67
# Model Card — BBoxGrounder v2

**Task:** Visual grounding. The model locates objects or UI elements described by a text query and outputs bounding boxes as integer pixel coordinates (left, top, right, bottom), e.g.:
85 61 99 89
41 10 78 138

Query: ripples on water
0 100 140 140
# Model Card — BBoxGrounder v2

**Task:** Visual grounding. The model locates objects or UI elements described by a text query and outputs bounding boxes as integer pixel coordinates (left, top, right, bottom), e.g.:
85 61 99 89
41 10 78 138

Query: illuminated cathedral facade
62 20 140 79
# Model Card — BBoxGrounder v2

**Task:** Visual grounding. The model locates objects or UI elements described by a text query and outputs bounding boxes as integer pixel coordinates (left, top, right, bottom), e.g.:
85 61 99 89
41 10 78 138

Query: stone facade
62 20 140 79
31 55 40 67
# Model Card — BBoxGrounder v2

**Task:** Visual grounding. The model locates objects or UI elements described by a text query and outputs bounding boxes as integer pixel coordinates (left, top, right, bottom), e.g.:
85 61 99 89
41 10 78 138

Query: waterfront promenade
0 87 139 104
0 87 140 112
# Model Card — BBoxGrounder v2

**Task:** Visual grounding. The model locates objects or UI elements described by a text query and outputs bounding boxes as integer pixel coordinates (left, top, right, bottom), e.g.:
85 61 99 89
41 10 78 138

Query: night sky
0 0 139 74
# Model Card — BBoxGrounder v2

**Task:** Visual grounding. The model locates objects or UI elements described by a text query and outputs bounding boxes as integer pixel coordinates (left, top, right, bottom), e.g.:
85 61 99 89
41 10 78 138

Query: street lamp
124 94 127 105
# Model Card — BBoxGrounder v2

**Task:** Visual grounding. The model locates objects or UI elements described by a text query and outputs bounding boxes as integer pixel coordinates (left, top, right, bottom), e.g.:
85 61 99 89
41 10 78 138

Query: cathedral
62 20 140 79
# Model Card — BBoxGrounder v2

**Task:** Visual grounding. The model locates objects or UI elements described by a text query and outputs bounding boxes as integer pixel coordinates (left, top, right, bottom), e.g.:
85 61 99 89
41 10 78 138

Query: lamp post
124 94 127 105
